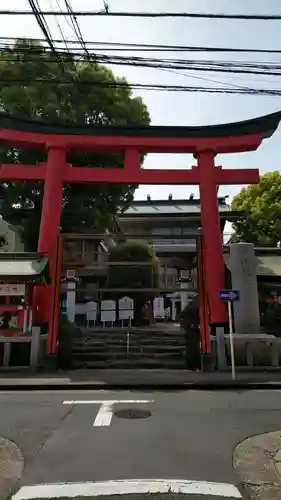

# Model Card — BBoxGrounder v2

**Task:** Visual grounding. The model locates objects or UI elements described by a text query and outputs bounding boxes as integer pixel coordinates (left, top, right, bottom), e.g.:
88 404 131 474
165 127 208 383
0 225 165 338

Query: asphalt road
1 389 281 500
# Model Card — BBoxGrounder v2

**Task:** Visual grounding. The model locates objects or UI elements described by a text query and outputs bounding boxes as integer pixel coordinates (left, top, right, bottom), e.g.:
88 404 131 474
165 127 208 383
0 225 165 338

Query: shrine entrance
1 111 280 366
61 231 200 369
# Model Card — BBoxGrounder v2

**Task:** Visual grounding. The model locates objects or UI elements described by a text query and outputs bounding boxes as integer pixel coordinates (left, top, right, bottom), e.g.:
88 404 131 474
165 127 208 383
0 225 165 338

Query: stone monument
229 242 260 334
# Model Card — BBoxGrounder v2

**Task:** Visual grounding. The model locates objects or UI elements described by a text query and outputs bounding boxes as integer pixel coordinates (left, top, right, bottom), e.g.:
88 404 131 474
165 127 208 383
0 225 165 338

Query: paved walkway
234 431 281 500
0 437 24 500
1 369 281 389
274 448 281 478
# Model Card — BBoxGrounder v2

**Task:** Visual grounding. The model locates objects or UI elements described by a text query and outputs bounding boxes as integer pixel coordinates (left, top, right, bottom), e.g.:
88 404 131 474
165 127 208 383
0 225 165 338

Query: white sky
1 0 281 202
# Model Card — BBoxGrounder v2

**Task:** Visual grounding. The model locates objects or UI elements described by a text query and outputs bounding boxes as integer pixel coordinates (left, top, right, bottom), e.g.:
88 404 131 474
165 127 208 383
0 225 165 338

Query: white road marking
63 400 154 427
63 400 153 405
93 402 114 427
12 478 242 499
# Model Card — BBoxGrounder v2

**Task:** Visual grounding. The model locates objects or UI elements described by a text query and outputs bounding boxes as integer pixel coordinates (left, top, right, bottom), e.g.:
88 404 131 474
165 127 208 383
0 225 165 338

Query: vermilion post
51 234 63 354
197 234 208 353
35 146 65 352
196 150 227 325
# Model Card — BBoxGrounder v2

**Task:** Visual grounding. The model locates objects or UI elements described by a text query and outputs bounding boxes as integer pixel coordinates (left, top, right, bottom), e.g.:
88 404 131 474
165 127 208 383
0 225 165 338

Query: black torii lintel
0 110 280 138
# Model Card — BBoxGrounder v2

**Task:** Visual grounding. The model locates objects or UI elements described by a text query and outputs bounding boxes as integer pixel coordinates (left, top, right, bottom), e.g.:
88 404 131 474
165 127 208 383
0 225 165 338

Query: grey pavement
0 437 24 499
1 390 281 500
234 431 281 500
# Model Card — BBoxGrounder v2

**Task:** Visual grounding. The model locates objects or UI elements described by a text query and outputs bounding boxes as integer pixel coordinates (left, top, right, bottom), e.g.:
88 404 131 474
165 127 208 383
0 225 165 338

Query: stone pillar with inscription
229 242 260 334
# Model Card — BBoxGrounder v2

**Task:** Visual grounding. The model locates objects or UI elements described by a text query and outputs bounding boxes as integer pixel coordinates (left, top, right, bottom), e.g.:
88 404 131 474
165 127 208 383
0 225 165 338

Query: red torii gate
0 111 280 357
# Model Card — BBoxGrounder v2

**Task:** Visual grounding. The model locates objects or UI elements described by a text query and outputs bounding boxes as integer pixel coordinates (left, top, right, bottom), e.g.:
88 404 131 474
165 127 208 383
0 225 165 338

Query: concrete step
72 358 187 369
73 351 185 360
73 337 185 346
79 341 185 347
78 331 184 339
72 344 186 354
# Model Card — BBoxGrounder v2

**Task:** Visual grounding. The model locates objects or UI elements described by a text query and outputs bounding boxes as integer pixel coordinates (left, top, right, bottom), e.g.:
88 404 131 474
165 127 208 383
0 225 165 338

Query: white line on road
63 400 154 427
12 478 242 500
93 402 114 427
63 400 153 405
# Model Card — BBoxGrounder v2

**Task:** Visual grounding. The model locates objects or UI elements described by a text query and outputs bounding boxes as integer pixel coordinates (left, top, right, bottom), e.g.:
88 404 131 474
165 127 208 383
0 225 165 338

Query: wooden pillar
34 146 65 353
196 151 227 325
196 234 210 354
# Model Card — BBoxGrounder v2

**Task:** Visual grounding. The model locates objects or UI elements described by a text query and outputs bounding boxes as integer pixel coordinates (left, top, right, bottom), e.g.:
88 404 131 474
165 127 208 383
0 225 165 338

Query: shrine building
61 194 241 321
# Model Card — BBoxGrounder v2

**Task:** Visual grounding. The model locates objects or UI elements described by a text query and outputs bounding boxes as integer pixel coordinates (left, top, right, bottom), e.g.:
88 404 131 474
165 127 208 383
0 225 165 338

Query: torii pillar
196 150 228 326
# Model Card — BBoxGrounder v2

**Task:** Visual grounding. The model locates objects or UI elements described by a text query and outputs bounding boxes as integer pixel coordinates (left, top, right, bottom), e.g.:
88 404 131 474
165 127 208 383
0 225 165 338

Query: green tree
232 171 281 246
0 40 150 250
107 240 160 324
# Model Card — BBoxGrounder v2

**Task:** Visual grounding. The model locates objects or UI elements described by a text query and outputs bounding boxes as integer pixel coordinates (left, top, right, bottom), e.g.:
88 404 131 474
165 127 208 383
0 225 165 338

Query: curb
1 381 281 391
0 438 24 500
233 431 281 500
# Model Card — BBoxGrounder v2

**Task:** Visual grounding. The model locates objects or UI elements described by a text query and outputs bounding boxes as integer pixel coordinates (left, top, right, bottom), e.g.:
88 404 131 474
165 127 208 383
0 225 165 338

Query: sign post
219 289 240 380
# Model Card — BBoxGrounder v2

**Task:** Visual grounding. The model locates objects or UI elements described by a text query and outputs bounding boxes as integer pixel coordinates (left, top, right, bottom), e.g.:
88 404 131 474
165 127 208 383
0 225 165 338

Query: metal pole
22 307 27 334
228 301 235 380
28 308 33 333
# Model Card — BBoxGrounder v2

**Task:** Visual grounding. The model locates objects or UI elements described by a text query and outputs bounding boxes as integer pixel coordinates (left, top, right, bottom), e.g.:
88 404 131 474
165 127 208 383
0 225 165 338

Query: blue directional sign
219 289 240 302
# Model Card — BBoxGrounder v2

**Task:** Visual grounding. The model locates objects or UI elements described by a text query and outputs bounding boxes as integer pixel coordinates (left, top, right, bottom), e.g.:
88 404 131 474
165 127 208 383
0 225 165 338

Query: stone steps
75 335 185 343
72 358 187 370
71 326 187 369
72 345 185 354
73 351 185 360
73 340 184 349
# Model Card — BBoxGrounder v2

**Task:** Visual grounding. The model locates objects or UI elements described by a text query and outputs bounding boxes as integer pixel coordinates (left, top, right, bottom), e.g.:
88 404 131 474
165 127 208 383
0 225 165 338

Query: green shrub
107 239 160 325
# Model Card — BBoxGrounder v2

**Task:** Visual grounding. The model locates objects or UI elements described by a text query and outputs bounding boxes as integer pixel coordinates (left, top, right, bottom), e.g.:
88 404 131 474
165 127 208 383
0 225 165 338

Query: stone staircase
71 325 187 369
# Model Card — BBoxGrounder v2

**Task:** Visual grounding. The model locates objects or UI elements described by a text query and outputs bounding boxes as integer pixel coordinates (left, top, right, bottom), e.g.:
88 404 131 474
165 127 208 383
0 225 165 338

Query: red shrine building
0 110 280 364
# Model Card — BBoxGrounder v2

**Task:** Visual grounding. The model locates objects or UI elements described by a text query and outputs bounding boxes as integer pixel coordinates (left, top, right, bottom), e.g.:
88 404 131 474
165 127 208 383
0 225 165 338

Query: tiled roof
123 199 232 216
1 110 280 139
0 253 50 284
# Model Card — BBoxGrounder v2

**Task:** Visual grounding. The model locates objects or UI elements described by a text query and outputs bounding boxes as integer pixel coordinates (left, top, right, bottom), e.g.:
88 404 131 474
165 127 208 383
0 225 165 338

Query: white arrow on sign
63 400 154 427
220 290 239 301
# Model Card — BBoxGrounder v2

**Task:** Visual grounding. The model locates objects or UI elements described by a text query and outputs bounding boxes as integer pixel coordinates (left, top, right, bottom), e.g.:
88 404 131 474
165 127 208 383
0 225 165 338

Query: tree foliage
0 40 150 250
107 240 160 322
232 171 281 246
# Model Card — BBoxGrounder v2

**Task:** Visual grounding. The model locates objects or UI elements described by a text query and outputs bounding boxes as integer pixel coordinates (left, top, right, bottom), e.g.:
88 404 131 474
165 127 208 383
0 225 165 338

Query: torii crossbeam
0 111 280 356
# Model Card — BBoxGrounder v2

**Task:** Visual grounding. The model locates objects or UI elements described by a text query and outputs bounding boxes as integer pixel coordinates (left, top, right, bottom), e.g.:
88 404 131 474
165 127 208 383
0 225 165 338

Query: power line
1 42 279 67
1 47 281 77
50 0 70 52
1 36 280 55
103 1 109 14
27 0 63 67
3 52 280 91
1 10 281 20
63 0 91 58
0 77 280 96
3 42 279 91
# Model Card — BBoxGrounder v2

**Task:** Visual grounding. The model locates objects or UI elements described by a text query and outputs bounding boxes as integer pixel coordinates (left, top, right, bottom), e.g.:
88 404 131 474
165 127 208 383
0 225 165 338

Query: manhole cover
114 408 151 419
